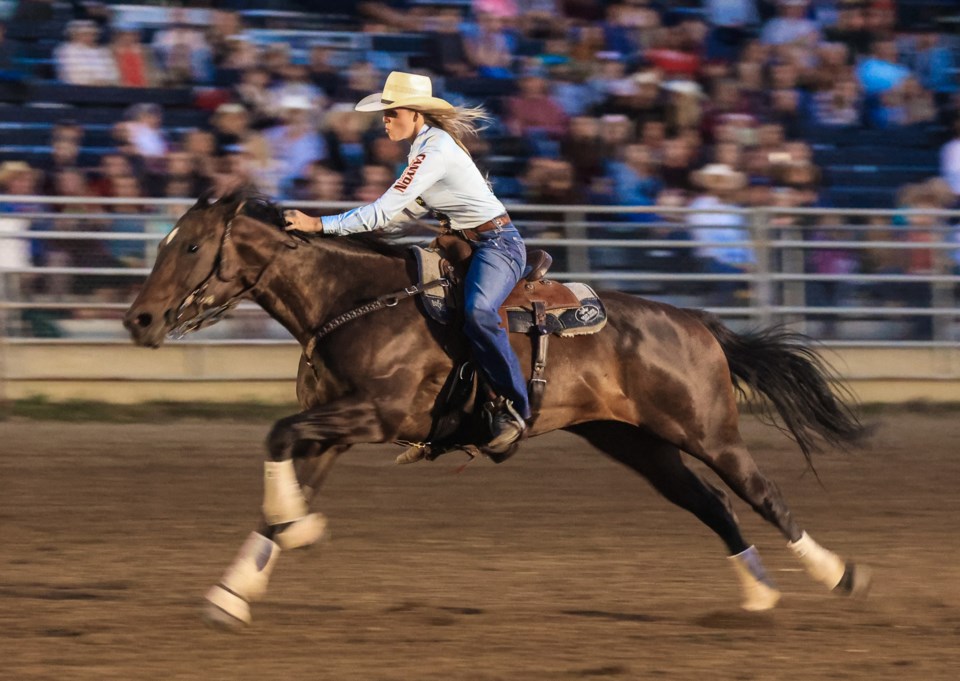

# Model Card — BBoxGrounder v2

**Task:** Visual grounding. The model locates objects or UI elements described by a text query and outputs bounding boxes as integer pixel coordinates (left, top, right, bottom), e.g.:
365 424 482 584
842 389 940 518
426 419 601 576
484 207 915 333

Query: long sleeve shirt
321 125 506 235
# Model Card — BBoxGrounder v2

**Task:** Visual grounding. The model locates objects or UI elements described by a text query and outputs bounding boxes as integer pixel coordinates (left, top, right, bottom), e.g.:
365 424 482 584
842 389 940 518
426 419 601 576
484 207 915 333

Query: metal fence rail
1 196 958 347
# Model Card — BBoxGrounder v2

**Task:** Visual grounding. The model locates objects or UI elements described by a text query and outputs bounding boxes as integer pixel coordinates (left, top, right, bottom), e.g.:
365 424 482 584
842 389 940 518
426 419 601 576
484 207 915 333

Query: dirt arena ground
2 411 959 681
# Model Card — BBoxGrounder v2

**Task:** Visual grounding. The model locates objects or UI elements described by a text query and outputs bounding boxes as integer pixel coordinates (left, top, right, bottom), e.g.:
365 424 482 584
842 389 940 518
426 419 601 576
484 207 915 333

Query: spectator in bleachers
463 11 516 79
812 74 861 126
940 117 960 197
686 163 753 304
805 213 860 336
54 20 119 86
107 175 148 267
151 9 212 86
645 20 707 79
367 134 407 177
220 34 259 73
560 115 605 185
661 79 704 135
211 102 251 155
322 105 372 183
110 24 157 88
0 22 24 84
352 163 393 203
522 156 580 205
0 162 38 305
760 0 821 48
604 69 666 130
168 130 217 195
892 178 954 338
660 135 697 190
264 94 327 197
505 70 569 141
910 26 957 112
125 103 168 171
428 9 475 79
206 9 245 69
338 60 382 106
294 162 345 202
164 148 212 198
606 142 661 215
548 63 603 118
307 45 346 98
823 0 872 55
240 135 284 198
270 61 327 126
704 0 760 61
233 67 276 129
856 38 910 96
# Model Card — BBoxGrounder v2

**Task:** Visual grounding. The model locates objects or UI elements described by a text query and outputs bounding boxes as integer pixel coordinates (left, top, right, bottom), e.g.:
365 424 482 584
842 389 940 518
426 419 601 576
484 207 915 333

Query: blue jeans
462 224 531 419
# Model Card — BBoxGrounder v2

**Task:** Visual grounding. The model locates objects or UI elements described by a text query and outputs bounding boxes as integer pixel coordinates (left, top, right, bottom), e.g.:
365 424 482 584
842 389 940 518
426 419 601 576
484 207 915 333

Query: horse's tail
693 311 867 464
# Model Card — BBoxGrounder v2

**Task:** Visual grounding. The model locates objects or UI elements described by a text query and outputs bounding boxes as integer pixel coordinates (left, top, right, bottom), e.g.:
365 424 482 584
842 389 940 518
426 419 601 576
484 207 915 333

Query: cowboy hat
691 164 748 192
0 160 34 185
661 80 705 98
354 71 454 113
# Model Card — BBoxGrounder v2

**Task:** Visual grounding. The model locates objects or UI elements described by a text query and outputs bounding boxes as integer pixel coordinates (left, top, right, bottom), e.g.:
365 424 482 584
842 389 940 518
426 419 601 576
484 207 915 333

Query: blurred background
0 0 958 403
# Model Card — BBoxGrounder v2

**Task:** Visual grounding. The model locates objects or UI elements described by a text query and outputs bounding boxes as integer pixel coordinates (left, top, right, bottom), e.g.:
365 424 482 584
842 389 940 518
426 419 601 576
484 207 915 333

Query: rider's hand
284 209 323 233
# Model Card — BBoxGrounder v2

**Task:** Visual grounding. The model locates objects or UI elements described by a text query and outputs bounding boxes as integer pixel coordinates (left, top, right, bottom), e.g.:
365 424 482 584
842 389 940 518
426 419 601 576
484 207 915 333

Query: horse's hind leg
689 400 871 600
568 422 781 611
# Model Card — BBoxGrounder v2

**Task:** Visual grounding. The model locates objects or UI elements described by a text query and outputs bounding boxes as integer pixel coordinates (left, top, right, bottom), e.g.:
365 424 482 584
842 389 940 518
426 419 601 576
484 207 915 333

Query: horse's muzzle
123 307 171 348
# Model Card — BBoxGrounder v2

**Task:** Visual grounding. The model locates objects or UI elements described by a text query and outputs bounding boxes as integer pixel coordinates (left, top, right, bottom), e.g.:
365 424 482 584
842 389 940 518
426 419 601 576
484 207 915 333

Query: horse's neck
252 241 410 345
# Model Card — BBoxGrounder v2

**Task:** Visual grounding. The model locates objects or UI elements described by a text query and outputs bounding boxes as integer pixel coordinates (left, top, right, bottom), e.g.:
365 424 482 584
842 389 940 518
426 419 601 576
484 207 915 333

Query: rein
303 277 449 365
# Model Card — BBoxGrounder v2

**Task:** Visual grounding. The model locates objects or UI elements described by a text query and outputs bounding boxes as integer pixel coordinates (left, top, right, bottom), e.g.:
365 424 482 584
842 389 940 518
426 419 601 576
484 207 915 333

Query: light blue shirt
322 125 506 235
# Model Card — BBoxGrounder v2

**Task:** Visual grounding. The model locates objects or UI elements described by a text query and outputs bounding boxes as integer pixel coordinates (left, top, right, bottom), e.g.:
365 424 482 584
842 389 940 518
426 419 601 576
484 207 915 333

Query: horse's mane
194 186 416 260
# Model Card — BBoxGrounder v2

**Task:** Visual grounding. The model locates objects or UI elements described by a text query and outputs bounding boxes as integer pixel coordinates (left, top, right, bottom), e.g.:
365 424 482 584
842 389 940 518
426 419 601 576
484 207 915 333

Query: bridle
170 208 284 339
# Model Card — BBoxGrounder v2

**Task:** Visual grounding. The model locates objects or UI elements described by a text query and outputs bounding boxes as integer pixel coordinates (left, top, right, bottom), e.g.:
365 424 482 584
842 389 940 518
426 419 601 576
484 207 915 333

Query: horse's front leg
204 399 384 629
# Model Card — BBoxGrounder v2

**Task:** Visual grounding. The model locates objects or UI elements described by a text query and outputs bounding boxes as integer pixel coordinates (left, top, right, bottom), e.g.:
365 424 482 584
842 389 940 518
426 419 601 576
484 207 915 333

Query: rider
283 71 529 453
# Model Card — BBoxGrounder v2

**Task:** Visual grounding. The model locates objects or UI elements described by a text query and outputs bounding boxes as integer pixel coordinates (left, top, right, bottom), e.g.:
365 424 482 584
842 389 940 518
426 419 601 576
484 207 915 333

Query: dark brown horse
124 191 871 629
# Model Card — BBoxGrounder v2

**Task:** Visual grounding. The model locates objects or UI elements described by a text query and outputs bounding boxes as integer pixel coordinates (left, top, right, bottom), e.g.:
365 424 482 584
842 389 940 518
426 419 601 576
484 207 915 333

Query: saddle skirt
411 244 607 337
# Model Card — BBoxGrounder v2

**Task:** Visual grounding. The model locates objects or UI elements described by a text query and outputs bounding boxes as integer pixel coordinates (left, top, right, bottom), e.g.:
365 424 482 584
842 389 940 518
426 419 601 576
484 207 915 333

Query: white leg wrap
275 512 329 551
788 531 845 590
728 546 781 612
218 531 281 602
263 460 308 526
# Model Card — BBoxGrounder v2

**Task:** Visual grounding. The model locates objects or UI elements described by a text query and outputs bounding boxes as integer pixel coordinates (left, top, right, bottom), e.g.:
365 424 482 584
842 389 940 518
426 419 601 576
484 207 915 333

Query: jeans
462 224 531 419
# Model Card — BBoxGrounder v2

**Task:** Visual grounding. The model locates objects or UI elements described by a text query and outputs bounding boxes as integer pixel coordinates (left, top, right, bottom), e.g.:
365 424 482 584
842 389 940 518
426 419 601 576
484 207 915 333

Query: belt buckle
492 215 505 229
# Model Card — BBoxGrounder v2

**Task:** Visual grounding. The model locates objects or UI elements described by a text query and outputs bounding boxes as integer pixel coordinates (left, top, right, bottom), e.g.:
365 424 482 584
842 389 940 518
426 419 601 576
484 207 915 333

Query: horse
123 190 871 629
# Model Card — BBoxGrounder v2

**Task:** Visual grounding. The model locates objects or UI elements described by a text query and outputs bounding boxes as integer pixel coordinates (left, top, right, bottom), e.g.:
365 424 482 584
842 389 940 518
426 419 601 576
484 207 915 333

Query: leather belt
457 213 511 241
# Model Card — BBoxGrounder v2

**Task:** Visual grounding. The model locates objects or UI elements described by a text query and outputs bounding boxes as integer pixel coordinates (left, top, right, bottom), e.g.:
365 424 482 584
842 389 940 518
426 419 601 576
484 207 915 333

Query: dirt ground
2 411 959 681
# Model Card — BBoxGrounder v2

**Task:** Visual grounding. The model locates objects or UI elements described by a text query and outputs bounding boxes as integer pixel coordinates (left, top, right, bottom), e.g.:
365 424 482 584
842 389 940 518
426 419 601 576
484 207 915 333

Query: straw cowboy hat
0 160 33 185
692 164 748 192
354 71 454 112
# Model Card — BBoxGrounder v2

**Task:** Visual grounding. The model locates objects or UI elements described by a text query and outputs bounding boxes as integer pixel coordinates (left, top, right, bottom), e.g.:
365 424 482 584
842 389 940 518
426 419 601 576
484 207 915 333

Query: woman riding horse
283 71 529 454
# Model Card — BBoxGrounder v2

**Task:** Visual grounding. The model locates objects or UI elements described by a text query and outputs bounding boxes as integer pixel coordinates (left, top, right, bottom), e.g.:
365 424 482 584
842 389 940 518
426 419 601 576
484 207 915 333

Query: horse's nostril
136 313 153 328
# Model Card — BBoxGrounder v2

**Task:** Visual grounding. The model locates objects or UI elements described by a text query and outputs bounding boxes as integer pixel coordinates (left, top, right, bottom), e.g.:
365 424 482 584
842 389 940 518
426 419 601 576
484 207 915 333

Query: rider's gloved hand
283 210 323 233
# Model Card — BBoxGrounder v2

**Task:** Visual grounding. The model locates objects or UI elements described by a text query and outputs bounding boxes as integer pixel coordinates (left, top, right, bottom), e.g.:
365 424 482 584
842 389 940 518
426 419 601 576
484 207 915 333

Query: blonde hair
418 105 492 155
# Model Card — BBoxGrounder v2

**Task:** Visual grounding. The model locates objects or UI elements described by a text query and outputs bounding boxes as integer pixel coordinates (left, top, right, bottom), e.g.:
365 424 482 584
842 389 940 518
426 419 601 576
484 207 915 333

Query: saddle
403 234 607 464
412 234 607 337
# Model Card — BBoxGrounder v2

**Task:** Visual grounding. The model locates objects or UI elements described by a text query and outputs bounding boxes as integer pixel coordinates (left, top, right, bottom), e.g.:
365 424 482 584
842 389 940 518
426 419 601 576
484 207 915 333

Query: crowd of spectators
0 0 959 338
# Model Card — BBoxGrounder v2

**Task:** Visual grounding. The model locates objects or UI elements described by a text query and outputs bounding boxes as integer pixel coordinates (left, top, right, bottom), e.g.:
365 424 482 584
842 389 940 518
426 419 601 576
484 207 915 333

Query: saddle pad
412 245 454 324
506 282 607 337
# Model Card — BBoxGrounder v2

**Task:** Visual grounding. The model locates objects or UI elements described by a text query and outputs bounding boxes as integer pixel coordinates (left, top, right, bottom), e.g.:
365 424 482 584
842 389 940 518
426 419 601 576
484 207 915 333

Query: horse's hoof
203 584 251 630
396 444 428 465
275 512 328 551
833 562 872 600
740 584 781 612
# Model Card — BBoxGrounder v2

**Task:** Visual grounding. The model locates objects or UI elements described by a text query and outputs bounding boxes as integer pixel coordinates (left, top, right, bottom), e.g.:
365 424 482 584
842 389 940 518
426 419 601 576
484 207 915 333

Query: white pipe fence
0 195 958 348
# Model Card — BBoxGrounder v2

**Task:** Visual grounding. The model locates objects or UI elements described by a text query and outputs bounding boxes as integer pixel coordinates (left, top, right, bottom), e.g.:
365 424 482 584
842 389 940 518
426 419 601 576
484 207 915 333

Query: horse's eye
187 244 199 253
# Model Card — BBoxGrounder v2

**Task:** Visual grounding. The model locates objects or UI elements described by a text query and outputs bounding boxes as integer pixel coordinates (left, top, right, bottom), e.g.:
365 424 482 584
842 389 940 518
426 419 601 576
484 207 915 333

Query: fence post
751 208 774 328
0 270 8 409
564 209 590 276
